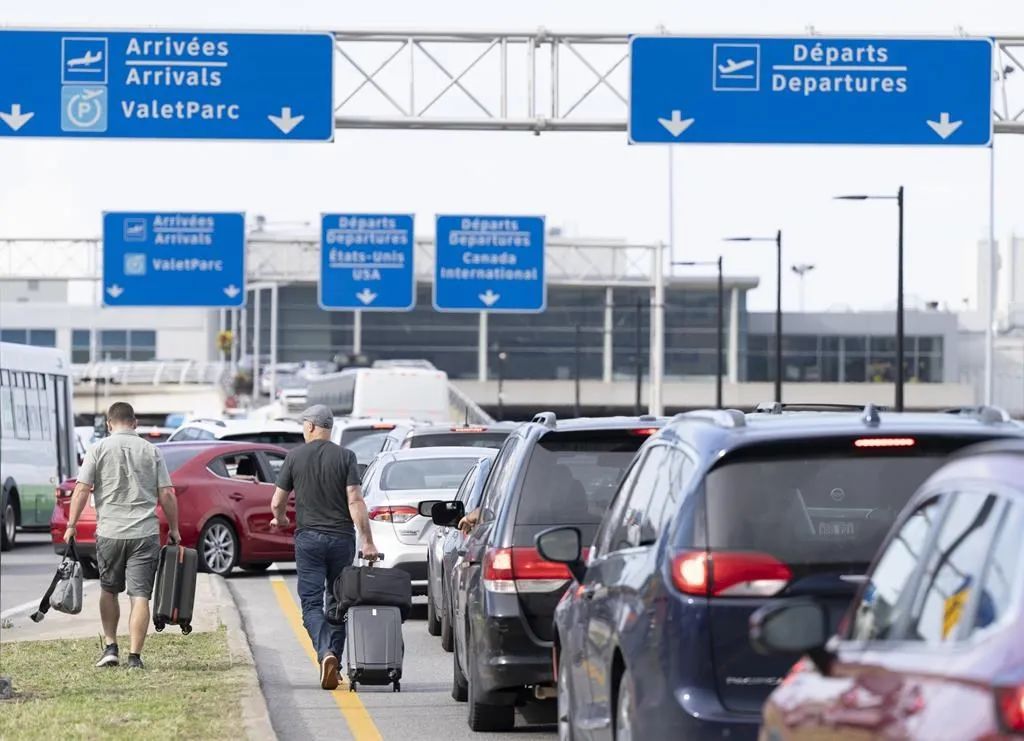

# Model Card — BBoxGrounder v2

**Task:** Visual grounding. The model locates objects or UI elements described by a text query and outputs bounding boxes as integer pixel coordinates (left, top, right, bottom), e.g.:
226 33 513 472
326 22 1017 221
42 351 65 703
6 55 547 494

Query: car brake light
853 437 916 448
996 685 1024 732
482 547 588 594
148 430 162 437
368 505 418 524
452 427 486 432
671 551 792 597
630 428 659 435
371 424 396 430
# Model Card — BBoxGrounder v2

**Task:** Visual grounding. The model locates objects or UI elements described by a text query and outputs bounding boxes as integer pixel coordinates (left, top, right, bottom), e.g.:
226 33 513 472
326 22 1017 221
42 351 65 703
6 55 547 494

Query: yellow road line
270 577 384 741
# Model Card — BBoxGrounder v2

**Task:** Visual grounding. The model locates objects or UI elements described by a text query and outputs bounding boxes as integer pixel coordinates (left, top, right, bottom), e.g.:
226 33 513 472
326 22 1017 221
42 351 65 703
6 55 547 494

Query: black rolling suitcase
152 544 198 635
334 551 413 621
346 605 404 692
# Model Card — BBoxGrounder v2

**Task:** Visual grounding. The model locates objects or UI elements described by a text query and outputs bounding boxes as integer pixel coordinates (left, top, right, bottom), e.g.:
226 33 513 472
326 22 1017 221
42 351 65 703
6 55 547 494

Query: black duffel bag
327 552 413 624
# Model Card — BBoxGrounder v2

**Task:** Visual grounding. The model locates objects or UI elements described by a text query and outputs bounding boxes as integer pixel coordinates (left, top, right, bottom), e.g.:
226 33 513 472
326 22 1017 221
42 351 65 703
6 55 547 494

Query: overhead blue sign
102 211 246 307
629 36 994 146
0 30 334 141
319 214 416 311
434 215 546 313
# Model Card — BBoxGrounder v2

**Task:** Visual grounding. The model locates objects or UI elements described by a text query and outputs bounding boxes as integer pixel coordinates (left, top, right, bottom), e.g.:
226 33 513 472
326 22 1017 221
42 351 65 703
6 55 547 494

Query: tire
198 517 239 577
452 643 468 702
557 653 574 741
80 559 100 580
426 576 441 636
440 587 454 652
467 638 515 732
1 493 18 552
614 667 636 741
240 562 272 573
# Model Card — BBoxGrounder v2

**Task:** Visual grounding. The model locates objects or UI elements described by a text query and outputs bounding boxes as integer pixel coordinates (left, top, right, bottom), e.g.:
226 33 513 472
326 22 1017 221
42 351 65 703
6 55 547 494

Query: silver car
357 446 490 595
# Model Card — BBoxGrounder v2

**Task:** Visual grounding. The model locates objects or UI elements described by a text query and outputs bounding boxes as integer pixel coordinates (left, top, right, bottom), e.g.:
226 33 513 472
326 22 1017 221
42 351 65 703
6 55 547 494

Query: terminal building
1 230 1021 417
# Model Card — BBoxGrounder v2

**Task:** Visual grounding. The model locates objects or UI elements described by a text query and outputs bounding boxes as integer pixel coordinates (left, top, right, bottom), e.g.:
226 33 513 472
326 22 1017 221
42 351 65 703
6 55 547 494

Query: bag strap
29 537 78 622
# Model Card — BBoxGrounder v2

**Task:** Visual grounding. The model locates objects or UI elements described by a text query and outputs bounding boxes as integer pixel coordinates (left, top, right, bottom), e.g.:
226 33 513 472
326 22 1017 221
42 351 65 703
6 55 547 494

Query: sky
0 0 1021 313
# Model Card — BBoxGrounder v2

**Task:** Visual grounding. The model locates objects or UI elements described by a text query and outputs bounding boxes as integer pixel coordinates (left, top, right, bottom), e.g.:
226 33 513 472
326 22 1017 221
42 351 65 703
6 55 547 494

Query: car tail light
996 685 1024 732
781 657 812 686
371 424 396 430
853 437 916 448
671 550 792 597
368 505 418 523
630 428 659 435
452 427 486 432
482 547 588 594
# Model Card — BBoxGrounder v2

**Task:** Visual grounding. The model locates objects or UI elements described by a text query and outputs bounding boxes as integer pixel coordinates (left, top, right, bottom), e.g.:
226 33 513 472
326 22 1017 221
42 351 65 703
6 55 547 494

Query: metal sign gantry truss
327 29 1024 134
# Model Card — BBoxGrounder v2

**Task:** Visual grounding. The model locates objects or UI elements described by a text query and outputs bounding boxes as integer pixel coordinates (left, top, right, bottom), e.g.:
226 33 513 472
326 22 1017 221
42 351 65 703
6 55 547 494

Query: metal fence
72 360 230 386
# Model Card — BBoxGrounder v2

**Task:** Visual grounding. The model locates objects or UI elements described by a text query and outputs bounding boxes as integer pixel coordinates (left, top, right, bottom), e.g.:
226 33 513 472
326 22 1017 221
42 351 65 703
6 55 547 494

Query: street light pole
724 232 784 404
835 188 906 411
673 257 725 409
791 263 815 311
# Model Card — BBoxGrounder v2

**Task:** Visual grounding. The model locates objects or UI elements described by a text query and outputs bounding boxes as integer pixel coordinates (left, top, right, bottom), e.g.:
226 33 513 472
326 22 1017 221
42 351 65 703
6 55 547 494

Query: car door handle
229 492 244 501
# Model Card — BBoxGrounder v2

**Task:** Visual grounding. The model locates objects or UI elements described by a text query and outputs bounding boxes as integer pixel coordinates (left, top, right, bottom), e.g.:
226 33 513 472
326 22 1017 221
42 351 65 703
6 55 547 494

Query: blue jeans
294 529 356 662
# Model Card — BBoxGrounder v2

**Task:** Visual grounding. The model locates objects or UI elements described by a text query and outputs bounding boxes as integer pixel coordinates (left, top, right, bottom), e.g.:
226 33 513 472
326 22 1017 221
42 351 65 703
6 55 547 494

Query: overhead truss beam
330 30 1024 134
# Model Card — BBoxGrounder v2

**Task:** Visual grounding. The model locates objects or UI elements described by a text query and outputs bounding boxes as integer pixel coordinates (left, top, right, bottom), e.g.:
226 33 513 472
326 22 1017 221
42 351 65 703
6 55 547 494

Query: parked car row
413 403 1024 738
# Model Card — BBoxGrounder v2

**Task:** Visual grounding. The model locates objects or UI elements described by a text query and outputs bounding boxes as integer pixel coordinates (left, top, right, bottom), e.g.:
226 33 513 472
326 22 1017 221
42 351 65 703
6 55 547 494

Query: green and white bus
0 341 78 551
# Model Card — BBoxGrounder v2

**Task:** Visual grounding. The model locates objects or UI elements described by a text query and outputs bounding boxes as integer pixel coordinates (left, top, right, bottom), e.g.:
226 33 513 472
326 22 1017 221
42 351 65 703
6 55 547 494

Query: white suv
166 418 306 449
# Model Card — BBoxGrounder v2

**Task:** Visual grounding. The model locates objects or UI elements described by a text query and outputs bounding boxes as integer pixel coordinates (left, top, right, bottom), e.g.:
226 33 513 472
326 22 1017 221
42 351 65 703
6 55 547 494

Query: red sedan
51 440 296 578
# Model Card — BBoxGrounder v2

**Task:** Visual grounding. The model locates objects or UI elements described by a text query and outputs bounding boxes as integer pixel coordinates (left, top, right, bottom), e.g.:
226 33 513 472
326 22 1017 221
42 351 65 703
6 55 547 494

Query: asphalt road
230 564 558 741
0 533 62 619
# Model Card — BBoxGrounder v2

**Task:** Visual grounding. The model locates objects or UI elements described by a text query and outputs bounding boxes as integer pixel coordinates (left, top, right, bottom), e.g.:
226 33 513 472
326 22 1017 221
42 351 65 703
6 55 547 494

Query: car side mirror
749 597 835 675
535 526 586 583
419 499 464 527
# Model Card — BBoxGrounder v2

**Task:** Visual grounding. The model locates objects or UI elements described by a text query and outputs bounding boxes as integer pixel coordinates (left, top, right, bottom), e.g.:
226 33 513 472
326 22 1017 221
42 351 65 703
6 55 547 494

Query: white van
307 367 450 423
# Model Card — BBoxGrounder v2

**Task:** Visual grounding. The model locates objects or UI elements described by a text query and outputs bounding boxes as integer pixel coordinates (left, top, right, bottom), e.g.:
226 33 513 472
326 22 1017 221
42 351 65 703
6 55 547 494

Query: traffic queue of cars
415 404 1024 739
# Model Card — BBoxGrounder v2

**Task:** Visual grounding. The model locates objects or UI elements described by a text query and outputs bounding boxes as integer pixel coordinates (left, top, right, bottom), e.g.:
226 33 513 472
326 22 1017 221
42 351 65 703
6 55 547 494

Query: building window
71 329 92 364
98 330 157 361
0 329 57 347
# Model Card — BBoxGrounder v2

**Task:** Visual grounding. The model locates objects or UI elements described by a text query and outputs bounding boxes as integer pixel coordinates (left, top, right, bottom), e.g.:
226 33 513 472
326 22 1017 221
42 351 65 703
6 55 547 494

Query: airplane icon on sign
718 58 755 76
67 51 104 68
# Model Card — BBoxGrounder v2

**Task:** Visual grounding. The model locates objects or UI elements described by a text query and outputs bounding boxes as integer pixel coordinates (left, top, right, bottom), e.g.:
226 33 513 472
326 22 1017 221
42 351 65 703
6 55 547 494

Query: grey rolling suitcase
346 605 404 692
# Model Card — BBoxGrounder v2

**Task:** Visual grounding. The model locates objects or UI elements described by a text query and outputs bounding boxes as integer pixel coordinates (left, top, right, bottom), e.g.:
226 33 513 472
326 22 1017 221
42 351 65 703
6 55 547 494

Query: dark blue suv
537 403 1024 741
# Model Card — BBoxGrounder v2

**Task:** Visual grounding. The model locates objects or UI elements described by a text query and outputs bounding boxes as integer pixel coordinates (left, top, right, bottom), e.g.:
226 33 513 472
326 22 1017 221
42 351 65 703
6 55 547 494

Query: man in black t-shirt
270 404 378 691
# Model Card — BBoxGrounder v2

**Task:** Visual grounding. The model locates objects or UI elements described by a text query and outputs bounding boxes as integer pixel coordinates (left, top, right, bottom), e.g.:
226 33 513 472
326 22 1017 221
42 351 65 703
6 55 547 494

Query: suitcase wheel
154 619 165 632
180 622 192 636
393 681 401 692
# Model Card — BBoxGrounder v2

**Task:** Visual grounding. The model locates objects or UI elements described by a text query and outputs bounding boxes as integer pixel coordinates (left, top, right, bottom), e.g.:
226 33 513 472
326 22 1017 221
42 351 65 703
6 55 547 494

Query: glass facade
251 283 737 381
744 334 945 383
0 329 57 347
96 330 158 361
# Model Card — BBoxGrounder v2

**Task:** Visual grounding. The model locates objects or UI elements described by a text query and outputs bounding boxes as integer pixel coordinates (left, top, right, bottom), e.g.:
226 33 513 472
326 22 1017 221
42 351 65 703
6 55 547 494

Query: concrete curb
209 574 277 741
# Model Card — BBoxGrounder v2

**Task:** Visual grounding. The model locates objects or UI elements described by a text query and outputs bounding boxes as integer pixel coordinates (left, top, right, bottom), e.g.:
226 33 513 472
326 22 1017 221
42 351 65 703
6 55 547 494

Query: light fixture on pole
834 188 905 411
725 231 783 404
791 263 815 312
673 257 725 409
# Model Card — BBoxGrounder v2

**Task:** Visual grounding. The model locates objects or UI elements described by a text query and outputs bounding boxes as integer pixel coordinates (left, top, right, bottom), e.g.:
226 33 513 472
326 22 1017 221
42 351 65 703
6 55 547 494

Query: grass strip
0 627 246 741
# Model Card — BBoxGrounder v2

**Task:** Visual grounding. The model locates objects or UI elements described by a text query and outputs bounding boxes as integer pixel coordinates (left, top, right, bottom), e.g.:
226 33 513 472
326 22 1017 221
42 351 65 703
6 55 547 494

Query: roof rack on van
941 405 1012 424
531 412 557 429
754 402 886 414
861 403 882 427
677 409 746 428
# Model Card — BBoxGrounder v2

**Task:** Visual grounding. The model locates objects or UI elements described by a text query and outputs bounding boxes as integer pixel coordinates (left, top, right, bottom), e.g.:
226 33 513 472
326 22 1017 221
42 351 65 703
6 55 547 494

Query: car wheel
452 638 468 702
557 652 574 741
614 667 636 741
467 637 515 732
198 517 238 577
426 577 441 636
440 587 454 652
80 559 100 580
241 562 272 573
1 495 17 552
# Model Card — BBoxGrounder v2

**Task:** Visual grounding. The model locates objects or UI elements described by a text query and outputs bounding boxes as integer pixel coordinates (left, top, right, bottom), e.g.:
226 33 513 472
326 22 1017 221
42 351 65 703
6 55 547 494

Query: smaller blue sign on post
319 214 416 311
102 211 246 307
628 36 994 146
434 215 546 313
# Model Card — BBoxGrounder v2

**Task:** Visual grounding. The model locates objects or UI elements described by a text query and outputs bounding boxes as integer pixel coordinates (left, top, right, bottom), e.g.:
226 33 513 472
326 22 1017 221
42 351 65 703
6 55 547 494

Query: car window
212 452 262 482
155 446 201 474
338 426 395 446
409 432 509 449
514 429 651 526
905 490 1005 644
170 427 197 441
222 431 304 448
606 445 693 551
262 450 287 480
480 438 520 523
846 498 941 642
380 457 480 490
343 430 390 462
703 436 981 577
196 428 217 440
454 465 480 504
964 497 1023 640
594 448 649 557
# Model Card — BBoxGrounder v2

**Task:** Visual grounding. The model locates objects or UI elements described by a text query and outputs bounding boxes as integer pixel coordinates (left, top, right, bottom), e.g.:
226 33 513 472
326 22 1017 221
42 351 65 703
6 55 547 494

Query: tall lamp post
725 230 783 404
835 187 905 411
673 257 725 409
791 263 815 312
496 350 507 421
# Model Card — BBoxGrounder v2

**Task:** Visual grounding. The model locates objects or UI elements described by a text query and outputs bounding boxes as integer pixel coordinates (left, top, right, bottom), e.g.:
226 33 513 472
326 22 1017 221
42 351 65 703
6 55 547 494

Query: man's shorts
96 535 161 598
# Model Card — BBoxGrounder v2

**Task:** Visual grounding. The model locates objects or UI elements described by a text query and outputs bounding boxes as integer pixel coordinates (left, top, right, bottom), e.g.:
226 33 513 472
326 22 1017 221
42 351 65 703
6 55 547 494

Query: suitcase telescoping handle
357 550 385 566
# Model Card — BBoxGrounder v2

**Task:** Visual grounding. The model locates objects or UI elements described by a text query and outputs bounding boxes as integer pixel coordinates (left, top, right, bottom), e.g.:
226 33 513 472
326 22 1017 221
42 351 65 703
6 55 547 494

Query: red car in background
51 440 296 578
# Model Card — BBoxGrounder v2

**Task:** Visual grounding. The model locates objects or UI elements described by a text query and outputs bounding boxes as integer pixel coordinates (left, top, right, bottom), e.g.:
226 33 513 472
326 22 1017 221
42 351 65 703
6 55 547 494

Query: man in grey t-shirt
64 401 181 670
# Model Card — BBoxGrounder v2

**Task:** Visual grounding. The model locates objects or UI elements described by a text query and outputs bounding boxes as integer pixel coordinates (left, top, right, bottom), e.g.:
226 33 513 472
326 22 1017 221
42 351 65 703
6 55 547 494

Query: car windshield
157 446 200 474
222 432 305 449
381 457 480 490
516 430 652 525
408 432 509 449
344 430 390 462
339 426 395 446
703 435 1003 572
